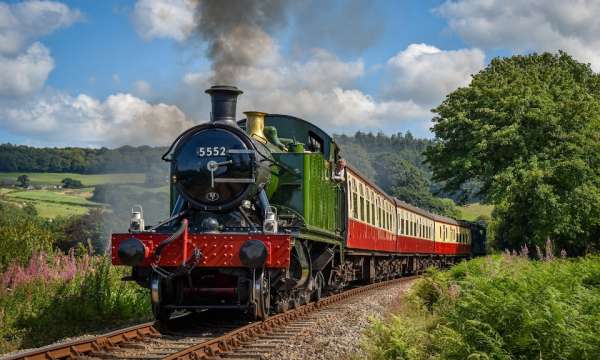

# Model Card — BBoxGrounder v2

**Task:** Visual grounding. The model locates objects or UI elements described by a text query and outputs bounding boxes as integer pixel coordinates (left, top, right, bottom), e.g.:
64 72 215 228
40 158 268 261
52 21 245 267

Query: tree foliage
16 174 30 188
61 178 83 189
336 131 459 217
0 144 168 173
0 202 56 271
426 52 600 254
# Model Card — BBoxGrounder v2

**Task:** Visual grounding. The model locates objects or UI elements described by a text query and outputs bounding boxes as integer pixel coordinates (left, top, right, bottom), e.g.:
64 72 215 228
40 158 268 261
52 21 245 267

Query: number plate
196 146 227 157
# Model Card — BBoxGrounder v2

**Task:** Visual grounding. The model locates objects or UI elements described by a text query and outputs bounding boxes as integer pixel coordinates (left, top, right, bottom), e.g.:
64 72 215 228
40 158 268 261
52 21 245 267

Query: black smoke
195 0 291 84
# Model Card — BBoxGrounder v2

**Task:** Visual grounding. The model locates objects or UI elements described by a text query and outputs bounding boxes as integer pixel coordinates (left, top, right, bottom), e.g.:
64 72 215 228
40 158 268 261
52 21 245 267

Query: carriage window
307 132 324 153
371 203 375 225
352 193 358 219
360 196 365 221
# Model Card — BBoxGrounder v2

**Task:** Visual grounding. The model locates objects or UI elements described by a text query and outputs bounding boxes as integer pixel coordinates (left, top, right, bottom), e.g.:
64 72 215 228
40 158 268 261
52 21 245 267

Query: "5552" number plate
196 146 226 157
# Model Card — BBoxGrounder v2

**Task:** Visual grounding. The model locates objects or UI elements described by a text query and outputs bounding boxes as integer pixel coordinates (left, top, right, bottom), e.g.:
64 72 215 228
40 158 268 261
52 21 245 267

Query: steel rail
3 321 159 360
2 276 416 360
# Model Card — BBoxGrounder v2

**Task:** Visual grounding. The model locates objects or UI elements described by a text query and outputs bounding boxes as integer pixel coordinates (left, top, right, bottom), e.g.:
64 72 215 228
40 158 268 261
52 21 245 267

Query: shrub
0 203 56 271
363 255 600 359
61 177 84 189
0 254 150 353
56 209 108 254
16 175 29 188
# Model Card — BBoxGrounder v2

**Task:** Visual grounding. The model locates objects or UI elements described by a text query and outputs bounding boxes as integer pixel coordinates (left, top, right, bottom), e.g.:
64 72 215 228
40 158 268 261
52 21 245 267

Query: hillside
0 132 480 219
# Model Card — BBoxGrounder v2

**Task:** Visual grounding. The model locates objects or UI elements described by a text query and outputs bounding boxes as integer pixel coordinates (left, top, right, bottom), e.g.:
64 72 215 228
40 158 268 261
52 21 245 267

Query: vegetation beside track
0 253 150 354
0 202 151 354
362 254 600 359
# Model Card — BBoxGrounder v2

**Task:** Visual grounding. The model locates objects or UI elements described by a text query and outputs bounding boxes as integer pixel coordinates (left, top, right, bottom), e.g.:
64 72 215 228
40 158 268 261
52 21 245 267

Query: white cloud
0 0 81 55
0 1 80 98
182 45 429 133
384 43 485 105
0 91 193 147
132 0 196 42
133 80 153 97
436 0 600 70
0 42 54 96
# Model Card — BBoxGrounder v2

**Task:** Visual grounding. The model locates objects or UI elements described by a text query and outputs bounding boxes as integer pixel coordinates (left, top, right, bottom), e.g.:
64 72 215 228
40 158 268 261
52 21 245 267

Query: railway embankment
0 252 151 356
361 253 600 360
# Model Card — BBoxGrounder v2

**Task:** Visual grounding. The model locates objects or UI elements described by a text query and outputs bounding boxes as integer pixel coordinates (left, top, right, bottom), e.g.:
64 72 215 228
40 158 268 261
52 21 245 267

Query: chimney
205 85 243 125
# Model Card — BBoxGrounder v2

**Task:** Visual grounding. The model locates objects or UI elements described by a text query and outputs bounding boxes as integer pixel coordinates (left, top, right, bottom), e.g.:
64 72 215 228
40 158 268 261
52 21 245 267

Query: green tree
373 154 459 217
426 52 600 254
0 202 55 271
16 174 30 188
338 142 376 180
61 177 83 189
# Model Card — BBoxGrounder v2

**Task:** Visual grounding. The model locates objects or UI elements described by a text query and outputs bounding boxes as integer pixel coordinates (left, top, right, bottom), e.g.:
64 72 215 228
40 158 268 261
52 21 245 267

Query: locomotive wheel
275 295 289 313
150 275 173 322
253 269 271 320
152 303 173 323
300 291 310 305
291 294 301 309
312 271 324 301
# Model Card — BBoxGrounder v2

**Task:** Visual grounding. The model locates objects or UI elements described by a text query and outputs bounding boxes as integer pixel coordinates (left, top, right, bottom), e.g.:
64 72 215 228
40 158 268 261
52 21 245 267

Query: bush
56 209 108 254
0 202 56 271
363 255 600 359
0 254 150 353
61 177 84 189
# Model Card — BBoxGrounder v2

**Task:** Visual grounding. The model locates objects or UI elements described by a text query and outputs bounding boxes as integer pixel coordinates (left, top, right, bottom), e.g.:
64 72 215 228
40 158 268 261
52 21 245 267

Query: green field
458 202 494 221
0 172 145 186
0 172 168 218
0 172 147 218
1 189 104 218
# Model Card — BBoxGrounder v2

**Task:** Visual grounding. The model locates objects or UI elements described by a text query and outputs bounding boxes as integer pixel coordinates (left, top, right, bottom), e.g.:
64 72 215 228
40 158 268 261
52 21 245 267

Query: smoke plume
195 0 291 84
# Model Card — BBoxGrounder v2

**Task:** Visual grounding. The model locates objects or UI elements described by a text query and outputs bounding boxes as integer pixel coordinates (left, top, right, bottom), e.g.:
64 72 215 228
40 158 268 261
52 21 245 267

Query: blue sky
1 0 598 147
44 0 460 100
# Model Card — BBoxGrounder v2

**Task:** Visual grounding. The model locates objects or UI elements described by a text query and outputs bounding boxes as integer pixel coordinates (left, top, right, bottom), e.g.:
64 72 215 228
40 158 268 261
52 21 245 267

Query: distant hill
0 143 168 173
0 132 477 217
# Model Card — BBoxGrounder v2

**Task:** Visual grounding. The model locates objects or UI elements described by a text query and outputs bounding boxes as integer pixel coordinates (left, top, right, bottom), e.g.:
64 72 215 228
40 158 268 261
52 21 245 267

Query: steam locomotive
111 86 485 321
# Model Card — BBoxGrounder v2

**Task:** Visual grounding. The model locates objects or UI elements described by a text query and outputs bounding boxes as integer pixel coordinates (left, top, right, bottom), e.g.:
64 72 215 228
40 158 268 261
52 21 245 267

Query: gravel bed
264 279 417 360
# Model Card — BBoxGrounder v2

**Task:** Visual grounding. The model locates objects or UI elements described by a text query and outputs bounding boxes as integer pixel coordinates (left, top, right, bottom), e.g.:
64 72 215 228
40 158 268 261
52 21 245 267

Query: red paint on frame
111 233 292 268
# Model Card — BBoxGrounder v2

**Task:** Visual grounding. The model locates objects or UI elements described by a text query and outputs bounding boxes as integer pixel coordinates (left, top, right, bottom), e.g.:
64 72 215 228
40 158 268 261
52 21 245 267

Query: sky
1 0 600 148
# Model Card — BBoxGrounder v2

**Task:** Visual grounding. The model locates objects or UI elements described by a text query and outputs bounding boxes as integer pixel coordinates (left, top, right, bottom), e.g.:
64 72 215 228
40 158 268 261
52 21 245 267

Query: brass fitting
244 111 268 144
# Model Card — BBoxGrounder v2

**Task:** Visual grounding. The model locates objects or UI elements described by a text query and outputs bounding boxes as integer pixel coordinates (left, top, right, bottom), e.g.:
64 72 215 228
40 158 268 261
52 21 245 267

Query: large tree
426 52 600 254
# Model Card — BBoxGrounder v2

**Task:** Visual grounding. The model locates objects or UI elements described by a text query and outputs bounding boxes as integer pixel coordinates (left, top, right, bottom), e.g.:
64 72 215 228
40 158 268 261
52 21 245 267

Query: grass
0 172 145 186
0 172 167 218
8 189 100 206
457 202 494 221
2 189 103 218
0 254 151 354
362 254 600 359
18 200 92 218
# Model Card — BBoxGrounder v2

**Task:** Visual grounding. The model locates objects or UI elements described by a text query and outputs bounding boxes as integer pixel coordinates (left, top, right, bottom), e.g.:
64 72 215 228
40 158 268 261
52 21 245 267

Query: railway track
4 276 416 360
